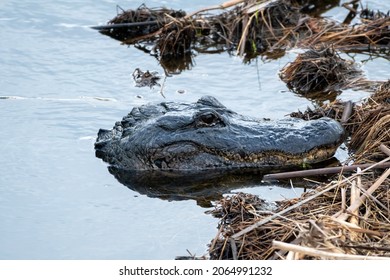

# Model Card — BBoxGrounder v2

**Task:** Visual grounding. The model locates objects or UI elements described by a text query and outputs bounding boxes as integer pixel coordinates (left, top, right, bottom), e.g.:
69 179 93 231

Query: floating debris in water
132 68 161 88
279 46 367 99
94 4 186 42
93 0 390 64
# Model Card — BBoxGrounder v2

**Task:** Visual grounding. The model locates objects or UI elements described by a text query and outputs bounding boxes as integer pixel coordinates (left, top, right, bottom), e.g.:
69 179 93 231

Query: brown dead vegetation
208 165 390 259
96 0 389 62
279 46 366 97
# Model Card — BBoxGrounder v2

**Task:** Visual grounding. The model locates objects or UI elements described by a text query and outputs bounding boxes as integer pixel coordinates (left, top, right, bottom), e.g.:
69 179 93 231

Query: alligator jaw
145 141 341 171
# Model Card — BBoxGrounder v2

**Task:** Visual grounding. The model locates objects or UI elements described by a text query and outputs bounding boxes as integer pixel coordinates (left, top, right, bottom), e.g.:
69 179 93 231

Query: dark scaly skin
95 96 344 171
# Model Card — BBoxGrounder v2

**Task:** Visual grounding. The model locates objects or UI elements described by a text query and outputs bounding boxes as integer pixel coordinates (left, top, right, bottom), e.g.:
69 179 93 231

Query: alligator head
95 96 344 172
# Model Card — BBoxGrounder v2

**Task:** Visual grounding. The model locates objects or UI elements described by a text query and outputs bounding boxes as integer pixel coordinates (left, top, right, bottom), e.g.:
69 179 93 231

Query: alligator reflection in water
108 167 272 207
108 159 338 207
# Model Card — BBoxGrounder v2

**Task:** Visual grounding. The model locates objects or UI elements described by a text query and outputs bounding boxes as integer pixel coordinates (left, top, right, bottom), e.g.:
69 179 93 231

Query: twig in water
263 162 390 180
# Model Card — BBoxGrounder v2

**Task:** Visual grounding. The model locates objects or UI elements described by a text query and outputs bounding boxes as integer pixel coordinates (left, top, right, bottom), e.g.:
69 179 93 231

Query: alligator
95 96 344 172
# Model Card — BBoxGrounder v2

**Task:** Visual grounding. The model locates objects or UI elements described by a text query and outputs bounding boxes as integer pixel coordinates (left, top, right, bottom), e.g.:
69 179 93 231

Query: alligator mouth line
151 141 340 170
203 144 339 166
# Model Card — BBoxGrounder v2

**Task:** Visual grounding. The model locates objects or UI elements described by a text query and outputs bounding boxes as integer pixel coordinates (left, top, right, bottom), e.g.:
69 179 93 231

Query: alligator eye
196 110 223 127
200 112 216 124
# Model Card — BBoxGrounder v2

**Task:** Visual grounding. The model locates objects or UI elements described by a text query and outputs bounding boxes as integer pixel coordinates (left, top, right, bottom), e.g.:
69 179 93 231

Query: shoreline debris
208 156 390 259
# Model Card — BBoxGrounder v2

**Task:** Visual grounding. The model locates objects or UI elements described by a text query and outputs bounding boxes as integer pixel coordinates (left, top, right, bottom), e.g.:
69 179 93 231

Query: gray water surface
0 0 388 259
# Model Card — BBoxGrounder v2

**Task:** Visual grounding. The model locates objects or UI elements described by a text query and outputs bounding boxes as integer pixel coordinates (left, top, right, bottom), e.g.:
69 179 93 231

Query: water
0 0 388 259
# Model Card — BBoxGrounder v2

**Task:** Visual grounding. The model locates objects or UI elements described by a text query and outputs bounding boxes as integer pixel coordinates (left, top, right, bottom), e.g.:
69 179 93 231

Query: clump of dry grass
348 81 390 162
279 47 365 96
156 19 197 58
232 1 304 59
208 162 390 260
97 1 389 62
301 16 390 50
96 0 313 60
101 4 186 42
